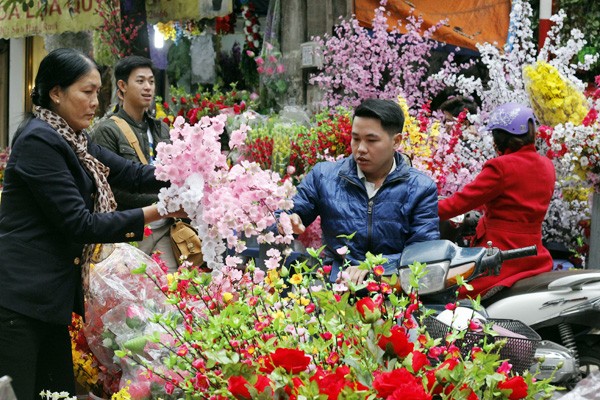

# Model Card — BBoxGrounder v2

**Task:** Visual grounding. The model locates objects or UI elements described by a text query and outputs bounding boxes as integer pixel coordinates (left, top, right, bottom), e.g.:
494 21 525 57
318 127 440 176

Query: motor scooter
397 239 600 388
436 215 600 388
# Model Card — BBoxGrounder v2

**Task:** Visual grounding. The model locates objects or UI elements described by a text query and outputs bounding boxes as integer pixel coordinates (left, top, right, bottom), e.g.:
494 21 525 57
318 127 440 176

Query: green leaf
114 350 127 358
123 336 148 354
336 232 357 240
306 245 326 259
131 263 147 274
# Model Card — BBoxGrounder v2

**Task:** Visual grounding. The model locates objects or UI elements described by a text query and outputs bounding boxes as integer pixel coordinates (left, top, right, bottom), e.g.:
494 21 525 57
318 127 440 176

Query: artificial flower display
85 252 557 399
310 0 471 111
74 105 555 398
154 114 297 270
523 61 589 127
156 85 256 127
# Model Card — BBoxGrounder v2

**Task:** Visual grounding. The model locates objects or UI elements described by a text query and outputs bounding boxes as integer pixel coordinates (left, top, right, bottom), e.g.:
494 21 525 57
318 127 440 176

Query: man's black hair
114 55 155 84
353 99 405 136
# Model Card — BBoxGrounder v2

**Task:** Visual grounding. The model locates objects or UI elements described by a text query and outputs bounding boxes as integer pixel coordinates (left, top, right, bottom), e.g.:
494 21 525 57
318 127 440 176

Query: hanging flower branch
94 0 145 66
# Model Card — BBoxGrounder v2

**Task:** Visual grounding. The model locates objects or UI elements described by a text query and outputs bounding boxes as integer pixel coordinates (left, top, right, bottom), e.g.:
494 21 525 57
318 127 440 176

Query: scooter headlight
399 261 449 294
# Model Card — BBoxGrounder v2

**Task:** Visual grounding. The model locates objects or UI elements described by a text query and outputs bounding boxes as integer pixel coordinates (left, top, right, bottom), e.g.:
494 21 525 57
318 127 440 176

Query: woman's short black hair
439 96 478 117
31 48 98 109
353 99 405 136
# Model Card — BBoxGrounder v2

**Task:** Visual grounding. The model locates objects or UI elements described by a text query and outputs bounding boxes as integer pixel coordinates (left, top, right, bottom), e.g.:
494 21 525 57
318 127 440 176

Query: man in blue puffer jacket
288 99 440 284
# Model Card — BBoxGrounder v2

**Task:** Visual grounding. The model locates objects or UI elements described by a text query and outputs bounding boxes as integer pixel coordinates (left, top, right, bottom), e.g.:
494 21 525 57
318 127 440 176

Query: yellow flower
396 96 439 159
289 273 303 285
155 102 166 119
111 384 132 400
299 297 310 306
265 269 280 286
222 292 234 303
523 61 588 126
156 21 176 41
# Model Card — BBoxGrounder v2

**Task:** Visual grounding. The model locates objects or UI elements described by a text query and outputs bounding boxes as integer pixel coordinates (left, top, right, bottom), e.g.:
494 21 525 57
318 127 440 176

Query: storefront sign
0 0 102 39
145 0 233 23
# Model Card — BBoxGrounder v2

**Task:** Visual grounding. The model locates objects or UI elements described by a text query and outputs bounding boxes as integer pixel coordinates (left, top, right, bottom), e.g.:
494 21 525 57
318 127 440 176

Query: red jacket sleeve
438 159 504 220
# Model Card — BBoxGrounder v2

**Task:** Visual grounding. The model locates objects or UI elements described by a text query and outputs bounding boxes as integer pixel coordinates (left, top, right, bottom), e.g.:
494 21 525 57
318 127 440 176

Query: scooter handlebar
499 245 537 261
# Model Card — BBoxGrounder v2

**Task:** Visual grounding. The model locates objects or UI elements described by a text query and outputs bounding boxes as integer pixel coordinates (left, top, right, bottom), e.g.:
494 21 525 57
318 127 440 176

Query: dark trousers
0 306 75 400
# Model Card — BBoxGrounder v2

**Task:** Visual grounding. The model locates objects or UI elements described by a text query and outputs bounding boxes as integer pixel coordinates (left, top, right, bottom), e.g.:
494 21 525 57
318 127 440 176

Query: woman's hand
142 205 188 224
166 208 188 220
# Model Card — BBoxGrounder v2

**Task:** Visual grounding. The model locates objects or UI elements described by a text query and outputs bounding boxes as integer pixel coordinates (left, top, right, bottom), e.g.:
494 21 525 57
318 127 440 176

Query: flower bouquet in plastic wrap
83 243 175 394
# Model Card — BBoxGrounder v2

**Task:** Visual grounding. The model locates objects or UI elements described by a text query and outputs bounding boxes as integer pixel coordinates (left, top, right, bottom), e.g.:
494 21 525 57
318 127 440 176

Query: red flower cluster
242 4 261 51
161 89 250 127
244 137 274 170
427 109 469 192
215 13 236 35
228 348 310 399
373 368 432 400
537 125 568 159
260 348 311 374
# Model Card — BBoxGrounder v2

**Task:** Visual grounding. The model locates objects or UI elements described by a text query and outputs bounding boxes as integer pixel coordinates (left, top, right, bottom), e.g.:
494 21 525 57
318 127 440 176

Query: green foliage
166 37 192 90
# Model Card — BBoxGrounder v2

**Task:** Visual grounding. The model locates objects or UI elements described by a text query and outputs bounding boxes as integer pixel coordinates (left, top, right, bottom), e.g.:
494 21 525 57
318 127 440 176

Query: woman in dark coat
0 48 184 400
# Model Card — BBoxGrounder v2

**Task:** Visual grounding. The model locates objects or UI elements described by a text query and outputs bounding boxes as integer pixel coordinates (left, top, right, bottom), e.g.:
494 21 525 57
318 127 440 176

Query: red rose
388 384 432 400
356 297 381 323
498 376 528 400
378 325 414 358
227 376 251 399
373 368 429 399
262 348 310 374
254 375 272 393
311 365 368 400
411 350 430 372
228 375 272 399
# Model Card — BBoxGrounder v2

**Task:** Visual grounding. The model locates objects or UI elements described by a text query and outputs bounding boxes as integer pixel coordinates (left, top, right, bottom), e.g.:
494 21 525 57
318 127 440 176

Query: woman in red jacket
438 103 555 300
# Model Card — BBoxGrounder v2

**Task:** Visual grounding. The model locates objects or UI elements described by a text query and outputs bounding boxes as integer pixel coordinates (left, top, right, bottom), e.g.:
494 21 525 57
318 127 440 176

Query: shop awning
0 0 233 39
354 0 511 51
0 0 103 39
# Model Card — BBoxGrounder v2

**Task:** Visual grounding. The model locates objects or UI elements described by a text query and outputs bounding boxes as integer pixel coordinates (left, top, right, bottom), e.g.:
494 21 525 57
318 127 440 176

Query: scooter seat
483 269 595 305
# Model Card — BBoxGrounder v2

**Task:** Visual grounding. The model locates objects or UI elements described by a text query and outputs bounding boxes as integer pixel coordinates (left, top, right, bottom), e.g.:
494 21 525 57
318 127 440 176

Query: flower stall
66 109 559 399
33 0 600 398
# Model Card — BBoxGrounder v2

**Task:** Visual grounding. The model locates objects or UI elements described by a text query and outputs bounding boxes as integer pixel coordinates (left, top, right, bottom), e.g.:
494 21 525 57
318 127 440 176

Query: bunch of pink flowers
154 114 297 271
